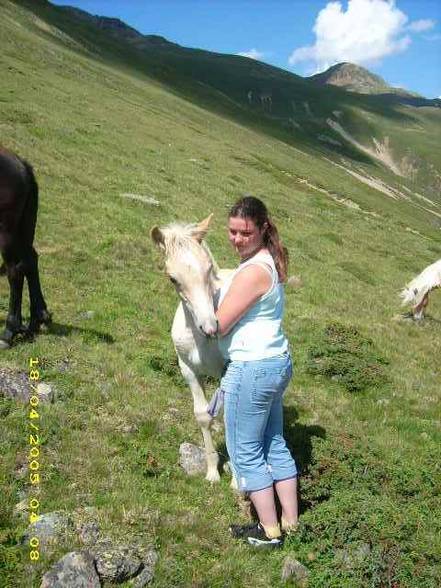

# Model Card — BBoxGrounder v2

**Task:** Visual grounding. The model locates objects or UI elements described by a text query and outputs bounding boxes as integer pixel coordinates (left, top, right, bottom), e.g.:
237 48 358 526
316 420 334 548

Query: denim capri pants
220 351 297 492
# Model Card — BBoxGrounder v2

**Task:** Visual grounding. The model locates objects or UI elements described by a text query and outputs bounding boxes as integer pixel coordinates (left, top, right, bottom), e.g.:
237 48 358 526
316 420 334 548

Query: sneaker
229 522 283 548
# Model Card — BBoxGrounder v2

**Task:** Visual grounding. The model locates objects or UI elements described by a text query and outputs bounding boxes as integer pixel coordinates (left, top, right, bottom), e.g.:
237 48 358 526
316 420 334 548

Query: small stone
287 275 303 289
80 310 95 320
40 551 100 588
178 442 206 476
281 557 309 584
37 382 54 403
13 498 28 519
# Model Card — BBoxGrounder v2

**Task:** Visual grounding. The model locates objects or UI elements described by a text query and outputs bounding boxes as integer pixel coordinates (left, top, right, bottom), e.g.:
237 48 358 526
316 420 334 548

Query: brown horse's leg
24 247 51 333
0 260 26 348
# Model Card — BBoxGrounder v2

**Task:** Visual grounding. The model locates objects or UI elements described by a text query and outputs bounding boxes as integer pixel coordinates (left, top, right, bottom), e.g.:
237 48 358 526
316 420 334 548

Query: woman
216 195 298 548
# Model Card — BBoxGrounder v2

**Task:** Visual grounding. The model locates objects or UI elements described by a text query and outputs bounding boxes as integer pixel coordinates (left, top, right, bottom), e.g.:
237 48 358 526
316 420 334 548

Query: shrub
306 322 389 392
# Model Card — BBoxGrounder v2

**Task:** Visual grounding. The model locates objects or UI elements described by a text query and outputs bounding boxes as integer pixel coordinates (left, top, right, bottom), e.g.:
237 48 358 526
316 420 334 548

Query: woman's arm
216 264 272 336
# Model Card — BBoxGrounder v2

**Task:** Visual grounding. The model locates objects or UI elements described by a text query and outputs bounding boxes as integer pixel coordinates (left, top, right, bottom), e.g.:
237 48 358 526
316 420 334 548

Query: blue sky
51 0 441 98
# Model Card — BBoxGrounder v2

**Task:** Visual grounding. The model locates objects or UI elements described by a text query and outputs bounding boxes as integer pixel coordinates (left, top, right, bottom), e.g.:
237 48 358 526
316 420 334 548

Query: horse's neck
201 241 223 288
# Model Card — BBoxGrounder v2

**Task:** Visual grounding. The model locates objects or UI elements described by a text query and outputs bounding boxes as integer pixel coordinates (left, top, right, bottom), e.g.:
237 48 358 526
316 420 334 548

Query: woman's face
228 216 265 259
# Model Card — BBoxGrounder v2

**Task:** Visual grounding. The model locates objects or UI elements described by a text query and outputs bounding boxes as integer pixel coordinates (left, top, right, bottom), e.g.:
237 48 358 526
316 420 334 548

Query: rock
93 542 143 582
22 511 73 548
40 551 100 588
130 548 158 587
178 442 206 476
281 557 309 585
334 543 371 569
120 193 160 206
79 310 95 320
287 275 303 289
13 498 28 519
0 369 55 403
0 368 30 402
77 521 100 545
37 382 54 403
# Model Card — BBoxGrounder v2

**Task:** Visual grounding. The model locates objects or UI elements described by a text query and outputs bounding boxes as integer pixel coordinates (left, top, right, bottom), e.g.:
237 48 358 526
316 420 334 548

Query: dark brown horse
0 149 51 348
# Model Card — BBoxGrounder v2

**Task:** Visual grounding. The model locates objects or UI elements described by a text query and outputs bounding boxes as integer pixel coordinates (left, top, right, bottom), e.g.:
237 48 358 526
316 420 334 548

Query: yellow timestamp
28 357 41 562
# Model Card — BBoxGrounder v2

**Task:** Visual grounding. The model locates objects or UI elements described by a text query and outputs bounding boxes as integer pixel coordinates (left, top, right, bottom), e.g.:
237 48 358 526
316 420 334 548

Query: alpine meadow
0 1 440 586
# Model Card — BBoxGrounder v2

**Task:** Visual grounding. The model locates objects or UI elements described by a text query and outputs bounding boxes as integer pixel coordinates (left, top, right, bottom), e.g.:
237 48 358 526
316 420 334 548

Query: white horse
400 258 441 319
151 214 231 482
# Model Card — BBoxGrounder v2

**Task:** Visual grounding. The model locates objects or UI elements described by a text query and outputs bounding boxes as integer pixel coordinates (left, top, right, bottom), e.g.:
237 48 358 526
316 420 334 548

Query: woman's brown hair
229 195 289 282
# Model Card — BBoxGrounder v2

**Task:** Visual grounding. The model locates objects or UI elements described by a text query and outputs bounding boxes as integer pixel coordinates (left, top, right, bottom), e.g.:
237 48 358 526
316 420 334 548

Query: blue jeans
221 352 297 492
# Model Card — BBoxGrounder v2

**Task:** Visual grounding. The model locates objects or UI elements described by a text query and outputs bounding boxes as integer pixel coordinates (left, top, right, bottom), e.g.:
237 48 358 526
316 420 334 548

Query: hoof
205 470 221 483
28 310 52 334
41 310 52 325
0 339 11 350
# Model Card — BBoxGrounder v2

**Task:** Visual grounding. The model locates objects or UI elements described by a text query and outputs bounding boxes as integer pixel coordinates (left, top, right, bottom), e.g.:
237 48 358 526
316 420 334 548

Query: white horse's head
151 214 219 337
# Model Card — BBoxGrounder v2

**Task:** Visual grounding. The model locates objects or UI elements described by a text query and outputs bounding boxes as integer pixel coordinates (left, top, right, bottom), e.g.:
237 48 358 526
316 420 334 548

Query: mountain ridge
59 4 437 102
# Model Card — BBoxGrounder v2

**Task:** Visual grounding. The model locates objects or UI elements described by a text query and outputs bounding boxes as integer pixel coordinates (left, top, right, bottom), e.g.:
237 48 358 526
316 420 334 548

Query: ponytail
264 217 289 283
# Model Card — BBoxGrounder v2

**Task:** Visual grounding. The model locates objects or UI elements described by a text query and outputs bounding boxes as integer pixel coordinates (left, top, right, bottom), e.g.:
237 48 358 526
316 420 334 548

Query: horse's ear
151 226 165 250
192 213 213 242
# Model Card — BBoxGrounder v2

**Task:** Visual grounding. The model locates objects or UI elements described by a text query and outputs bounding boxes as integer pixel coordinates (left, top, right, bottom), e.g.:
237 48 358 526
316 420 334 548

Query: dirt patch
327 120 404 177
323 156 408 201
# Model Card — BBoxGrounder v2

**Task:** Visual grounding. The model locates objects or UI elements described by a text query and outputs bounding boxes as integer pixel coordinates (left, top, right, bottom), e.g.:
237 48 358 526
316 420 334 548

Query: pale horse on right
400 258 441 319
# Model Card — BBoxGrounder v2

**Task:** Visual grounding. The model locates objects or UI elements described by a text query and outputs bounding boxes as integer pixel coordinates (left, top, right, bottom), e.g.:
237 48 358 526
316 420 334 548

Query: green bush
306 322 389 392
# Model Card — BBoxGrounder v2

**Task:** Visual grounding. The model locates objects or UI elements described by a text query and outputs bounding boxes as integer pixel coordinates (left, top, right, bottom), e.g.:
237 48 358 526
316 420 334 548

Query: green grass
0 1 440 586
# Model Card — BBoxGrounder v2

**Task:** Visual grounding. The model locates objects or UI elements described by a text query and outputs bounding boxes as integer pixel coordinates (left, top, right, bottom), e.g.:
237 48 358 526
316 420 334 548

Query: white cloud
407 19 436 33
289 0 414 72
237 48 265 60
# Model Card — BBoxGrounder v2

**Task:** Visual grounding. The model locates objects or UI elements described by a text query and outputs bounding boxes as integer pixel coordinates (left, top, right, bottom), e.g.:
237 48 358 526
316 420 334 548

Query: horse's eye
169 276 177 285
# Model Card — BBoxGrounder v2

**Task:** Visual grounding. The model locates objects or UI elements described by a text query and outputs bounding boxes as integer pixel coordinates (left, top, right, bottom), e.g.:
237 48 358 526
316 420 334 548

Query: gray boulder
130 548 158 587
23 511 73 548
179 442 206 476
0 368 30 402
40 551 100 588
0 368 55 403
93 542 143 582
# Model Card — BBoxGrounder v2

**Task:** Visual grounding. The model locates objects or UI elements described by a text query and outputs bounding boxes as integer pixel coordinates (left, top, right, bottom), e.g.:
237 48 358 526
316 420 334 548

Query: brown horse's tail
20 158 39 245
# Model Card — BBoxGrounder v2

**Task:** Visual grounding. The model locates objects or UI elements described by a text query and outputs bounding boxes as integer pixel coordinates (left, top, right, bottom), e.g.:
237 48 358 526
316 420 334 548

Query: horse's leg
0 259 25 348
23 246 51 334
413 292 429 320
178 359 220 482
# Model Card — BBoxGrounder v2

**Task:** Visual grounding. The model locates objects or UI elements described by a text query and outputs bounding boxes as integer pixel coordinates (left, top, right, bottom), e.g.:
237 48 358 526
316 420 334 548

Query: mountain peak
308 62 418 97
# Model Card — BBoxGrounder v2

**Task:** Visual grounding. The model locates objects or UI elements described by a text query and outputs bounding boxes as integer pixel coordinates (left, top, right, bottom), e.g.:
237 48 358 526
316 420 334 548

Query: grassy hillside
1 1 440 586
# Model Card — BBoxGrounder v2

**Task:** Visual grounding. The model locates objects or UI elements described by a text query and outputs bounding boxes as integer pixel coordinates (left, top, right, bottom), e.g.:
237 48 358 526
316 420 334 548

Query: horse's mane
160 222 220 276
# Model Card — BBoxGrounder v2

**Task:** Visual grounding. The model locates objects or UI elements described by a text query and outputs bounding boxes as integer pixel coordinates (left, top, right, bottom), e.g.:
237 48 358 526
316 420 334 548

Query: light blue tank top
218 251 289 361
